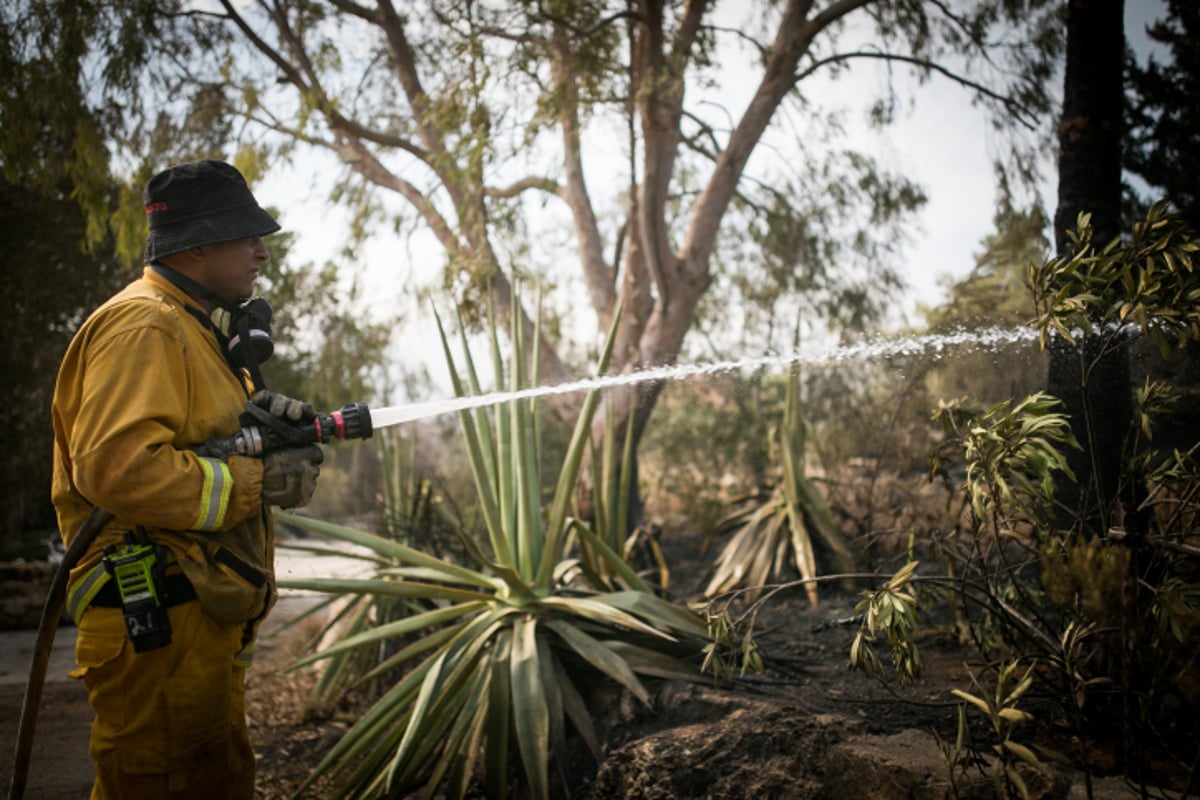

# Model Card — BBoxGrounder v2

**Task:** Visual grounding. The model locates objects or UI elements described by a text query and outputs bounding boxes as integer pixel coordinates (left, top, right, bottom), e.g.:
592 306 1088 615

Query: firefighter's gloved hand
261 445 324 509
249 389 316 422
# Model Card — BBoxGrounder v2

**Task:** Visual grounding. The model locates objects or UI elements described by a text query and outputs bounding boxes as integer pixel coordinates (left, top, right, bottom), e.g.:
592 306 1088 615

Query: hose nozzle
309 402 373 443
196 401 374 459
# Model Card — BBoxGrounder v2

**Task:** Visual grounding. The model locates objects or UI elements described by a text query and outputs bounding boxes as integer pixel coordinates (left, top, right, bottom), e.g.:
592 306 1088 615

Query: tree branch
336 139 462 256
793 50 1040 132
219 0 430 160
551 20 617 326
679 107 725 159
535 1 640 40
483 176 560 199
634 0 710 313
682 0 818 291
806 0 872 35
219 0 308 90
704 23 770 64
375 0 464 202
325 0 378 24
245 105 460 255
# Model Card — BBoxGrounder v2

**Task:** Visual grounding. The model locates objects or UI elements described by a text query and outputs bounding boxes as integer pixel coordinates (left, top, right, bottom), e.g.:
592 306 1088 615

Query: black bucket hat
143 159 280 262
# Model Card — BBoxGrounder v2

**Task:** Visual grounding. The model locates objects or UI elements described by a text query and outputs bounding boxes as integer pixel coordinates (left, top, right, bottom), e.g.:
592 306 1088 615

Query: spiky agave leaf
276 513 506 592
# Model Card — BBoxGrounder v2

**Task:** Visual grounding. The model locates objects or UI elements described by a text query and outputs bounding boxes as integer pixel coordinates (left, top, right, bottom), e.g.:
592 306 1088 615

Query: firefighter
51 159 324 799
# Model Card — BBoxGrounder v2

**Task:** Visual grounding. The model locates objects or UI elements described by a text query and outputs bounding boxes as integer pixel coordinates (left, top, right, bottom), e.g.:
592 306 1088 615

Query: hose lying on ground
7 507 113 800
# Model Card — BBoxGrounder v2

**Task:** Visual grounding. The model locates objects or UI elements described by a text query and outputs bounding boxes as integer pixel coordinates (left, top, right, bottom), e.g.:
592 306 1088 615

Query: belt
89 571 198 609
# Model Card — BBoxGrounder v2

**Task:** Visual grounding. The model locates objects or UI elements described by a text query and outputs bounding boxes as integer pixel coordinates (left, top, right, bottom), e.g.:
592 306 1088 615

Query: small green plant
1028 201 1200 360
932 703 971 800
930 393 1078 656
951 660 1048 800
277 293 711 800
934 392 1079 529
697 604 763 686
848 560 923 685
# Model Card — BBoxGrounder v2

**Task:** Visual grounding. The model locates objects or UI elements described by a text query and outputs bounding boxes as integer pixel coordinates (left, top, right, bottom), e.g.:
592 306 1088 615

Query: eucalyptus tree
13 0 1066 475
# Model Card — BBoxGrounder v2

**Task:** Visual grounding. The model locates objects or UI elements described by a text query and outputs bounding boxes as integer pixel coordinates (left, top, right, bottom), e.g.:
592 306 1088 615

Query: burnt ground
242 546 983 800
1 526 1189 799
245 526 1188 800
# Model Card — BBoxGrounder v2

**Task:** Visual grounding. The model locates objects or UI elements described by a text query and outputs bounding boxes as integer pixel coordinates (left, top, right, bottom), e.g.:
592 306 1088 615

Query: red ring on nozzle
333 410 346 440
313 416 323 442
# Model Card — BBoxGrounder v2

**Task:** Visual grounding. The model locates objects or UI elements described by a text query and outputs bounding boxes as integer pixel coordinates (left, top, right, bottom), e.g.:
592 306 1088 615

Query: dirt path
0 624 92 799
0 596 320 799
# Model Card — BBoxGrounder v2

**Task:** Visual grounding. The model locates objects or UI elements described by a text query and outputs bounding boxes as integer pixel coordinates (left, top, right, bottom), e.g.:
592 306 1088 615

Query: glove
249 389 316 422
261 445 324 509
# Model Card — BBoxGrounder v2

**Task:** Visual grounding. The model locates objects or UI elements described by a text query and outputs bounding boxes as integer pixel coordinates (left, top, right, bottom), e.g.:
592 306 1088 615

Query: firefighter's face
196 236 269 303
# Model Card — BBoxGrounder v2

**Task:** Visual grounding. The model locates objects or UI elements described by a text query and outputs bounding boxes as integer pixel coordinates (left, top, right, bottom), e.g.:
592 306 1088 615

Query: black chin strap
148 262 267 392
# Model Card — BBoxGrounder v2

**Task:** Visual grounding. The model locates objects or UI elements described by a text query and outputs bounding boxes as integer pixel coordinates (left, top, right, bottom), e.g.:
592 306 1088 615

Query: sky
254 1 1169 395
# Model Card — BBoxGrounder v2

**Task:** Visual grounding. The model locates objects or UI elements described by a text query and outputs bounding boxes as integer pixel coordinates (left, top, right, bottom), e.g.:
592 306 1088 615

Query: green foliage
1 0 128 248
0 175 131 544
934 393 1078 525
698 605 763 687
848 560 924 685
877 205 1200 787
724 160 926 335
1 0 241 262
951 660 1048 800
1028 200 1200 359
0 0 144 541
276 295 711 800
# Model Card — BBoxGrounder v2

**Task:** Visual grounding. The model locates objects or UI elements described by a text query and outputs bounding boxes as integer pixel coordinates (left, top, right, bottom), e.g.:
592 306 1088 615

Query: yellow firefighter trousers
72 601 255 799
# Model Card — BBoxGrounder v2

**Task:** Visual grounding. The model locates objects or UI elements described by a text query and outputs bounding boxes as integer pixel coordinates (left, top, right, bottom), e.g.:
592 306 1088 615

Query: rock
818 730 1160 800
819 729 980 800
579 684 846 800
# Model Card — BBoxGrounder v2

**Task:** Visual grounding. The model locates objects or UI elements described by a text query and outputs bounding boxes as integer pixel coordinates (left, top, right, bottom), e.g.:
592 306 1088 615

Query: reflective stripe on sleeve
191 457 232 531
67 562 110 624
233 641 255 668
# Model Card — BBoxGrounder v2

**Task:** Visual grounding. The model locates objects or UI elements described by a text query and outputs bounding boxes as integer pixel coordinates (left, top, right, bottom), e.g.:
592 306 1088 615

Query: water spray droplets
368 326 1040 430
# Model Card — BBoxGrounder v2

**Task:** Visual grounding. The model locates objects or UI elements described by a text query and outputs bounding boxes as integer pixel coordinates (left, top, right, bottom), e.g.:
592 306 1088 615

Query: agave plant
274 425 457 707
704 347 855 605
276 295 710 800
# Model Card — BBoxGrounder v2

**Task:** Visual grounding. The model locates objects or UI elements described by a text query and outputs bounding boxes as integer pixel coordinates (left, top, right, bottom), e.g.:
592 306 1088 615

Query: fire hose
7 403 373 800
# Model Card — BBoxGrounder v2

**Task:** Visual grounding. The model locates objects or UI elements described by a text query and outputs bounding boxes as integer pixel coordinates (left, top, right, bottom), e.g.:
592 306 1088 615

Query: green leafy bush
851 203 1200 789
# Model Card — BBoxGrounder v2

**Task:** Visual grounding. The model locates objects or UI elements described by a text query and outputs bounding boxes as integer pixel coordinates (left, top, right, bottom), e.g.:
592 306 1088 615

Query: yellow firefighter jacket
52 266 273 629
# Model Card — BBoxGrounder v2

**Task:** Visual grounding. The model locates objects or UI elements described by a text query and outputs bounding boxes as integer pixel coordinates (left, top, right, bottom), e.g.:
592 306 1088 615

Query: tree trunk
1047 0 1129 532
